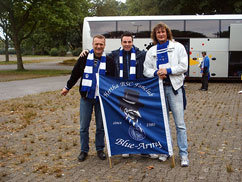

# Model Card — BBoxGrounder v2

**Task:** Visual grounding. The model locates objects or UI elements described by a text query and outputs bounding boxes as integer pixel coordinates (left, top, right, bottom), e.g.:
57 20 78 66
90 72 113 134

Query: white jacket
143 40 188 90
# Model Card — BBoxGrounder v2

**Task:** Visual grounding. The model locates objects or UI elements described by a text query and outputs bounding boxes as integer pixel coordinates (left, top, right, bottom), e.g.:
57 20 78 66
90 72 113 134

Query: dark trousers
201 72 209 90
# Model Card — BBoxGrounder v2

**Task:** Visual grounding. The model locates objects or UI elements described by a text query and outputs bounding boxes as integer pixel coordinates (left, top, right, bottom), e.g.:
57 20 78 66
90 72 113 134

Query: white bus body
82 15 242 79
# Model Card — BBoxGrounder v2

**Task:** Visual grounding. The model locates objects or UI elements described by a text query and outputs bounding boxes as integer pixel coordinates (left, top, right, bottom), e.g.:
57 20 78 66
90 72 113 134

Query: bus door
229 24 242 77
189 38 229 78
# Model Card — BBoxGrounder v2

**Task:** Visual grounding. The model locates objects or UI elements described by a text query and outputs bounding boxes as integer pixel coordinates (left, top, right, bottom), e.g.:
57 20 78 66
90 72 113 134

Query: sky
118 0 126 3
0 28 4 40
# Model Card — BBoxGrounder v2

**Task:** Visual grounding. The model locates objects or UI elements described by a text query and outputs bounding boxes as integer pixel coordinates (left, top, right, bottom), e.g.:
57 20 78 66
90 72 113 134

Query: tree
91 0 123 16
0 0 43 70
21 0 91 55
124 0 242 16
0 0 91 70
124 0 161 15
0 12 10 62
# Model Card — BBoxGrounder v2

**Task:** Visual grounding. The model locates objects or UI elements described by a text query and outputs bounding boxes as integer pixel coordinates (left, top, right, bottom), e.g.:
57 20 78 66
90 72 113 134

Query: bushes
50 48 59 56
0 48 16 55
50 47 67 56
58 47 66 56
72 48 82 56
0 47 74 56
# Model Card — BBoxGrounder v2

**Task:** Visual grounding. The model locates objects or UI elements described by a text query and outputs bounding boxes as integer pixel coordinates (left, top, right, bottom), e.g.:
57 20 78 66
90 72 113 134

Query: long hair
151 22 173 45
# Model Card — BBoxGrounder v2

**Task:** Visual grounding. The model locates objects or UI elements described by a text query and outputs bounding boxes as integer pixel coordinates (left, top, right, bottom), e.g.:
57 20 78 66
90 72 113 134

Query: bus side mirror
193 58 197 60
212 57 216 60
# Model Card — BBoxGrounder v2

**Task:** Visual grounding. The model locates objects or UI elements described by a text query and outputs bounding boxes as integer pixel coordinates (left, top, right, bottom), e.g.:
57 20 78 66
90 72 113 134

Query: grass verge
58 59 76 66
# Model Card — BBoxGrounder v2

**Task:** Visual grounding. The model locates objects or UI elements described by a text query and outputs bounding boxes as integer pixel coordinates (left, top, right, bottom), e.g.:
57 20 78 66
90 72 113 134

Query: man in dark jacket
80 31 146 80
109 31 146 80
61 35 115 162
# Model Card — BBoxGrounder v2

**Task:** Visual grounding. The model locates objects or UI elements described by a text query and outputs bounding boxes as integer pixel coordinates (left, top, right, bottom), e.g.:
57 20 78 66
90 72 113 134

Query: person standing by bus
143 22 189 167
61 35 115 162
200 51 210 91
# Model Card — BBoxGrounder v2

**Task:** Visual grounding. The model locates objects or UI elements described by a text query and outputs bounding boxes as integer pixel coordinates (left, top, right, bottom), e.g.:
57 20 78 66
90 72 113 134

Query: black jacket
66 54 115 98
108 46 146 79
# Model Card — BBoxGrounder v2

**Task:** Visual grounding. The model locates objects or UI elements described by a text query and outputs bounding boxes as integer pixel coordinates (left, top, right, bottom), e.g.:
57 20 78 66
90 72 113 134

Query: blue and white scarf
157 41 169 69
119 47 136 80
81 49 106 92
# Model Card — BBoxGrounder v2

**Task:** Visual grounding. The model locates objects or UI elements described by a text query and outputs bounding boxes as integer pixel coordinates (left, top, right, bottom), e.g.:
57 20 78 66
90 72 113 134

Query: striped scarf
119 47 136 80
81 49 106 92
157 41 169 69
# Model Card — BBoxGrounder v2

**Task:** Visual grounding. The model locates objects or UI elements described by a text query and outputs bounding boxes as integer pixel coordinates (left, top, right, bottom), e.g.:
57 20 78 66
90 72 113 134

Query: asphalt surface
0 56 75 101
0 75 73 101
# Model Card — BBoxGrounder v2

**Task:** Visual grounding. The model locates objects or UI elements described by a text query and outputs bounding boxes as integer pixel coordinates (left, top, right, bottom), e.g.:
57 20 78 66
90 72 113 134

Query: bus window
117 20 150 38
89 21 117 38
151 20 185 38
186 20 219 38
221 20 242 38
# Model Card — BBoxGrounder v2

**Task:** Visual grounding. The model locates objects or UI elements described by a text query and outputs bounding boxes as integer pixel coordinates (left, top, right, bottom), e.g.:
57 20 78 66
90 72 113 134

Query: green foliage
0 0 91 69
20 0 91 55
91 0 123 16
50 48 58 56
72 48 82 56
58 47 66 56
0 48 15 55
124 0 242 15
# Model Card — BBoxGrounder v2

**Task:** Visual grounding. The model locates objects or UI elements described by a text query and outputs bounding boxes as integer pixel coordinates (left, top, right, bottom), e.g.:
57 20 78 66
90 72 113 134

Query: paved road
0 56 77 100
0 55 76 100
0 75 75 101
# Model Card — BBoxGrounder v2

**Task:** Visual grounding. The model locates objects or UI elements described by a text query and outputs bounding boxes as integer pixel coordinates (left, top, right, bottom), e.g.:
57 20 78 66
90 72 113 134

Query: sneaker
159 154 168 161
122 154 130 158
181 156 189 167
141 154 159 159
149 154 159 159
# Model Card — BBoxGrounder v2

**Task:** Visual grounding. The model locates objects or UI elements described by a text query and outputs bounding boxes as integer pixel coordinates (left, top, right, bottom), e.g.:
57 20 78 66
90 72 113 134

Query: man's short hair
93 34 105 42
121 31 133 42
202 51 207 55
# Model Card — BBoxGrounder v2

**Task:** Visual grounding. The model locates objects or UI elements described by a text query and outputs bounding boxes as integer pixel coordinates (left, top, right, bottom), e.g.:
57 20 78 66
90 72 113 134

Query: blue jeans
164 86 188 157
79 98 105 153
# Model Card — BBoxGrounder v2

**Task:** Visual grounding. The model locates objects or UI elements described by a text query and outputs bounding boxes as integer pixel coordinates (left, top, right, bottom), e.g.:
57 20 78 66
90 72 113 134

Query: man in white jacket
143 22 189 167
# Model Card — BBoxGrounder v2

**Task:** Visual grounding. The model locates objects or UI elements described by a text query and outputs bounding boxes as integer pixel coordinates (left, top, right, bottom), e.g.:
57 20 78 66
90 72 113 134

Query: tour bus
82 15 242 80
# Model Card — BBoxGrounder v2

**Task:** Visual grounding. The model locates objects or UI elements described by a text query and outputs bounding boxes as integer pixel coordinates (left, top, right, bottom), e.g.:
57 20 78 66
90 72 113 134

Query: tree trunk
13 34 24 70
4 37 9 62
15 44 24 70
